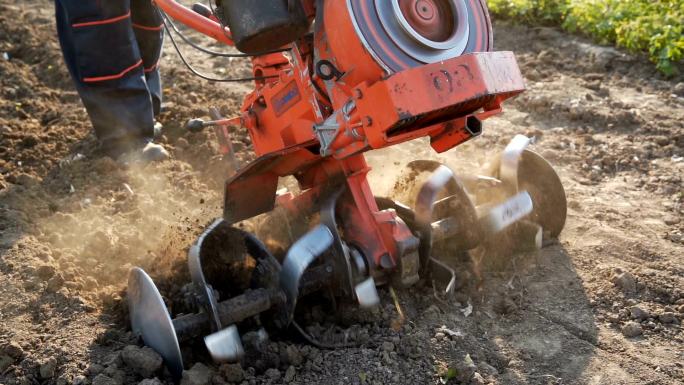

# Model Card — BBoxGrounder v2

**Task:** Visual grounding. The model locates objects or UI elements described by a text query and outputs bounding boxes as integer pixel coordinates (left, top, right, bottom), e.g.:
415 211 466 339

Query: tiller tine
280 224 334 324
188 218 245 362
129 212 381 376
405 135 566 274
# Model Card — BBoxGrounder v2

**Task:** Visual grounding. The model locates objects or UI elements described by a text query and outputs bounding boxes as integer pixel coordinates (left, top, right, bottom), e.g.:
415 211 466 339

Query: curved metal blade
128 268 183 380
429 257 457 296
414 165 456 273
499 134 531 192
280 225 334 323
188 218 225 331
204 325 245 363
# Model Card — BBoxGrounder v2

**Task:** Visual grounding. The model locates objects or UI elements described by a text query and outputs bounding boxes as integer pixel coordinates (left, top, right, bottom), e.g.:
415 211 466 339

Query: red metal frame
155 0 525 272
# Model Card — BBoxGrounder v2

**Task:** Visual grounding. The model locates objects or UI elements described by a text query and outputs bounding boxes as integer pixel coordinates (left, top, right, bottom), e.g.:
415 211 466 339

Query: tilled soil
1 2 683 385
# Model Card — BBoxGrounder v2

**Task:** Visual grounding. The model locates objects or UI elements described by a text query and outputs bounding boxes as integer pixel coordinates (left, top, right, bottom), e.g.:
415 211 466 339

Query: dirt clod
630 306 650 321
92 374 120 385
137 378 163 385
611 269 637 294
381 342 395 352
264 368 281 381
470 372 485 385
218 363 243 383
46 273 65 292
36 264 56 280
281 345 303 366
0 356 14 372
39 357 58 379
454 354 477 384
2 342 24 359
181 363 213 385
284 365 296 383
658 312 679 324
121 346 163 379
622 322 644 338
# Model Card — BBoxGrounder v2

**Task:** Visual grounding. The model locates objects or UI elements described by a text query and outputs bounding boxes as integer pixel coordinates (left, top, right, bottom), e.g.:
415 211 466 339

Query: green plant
488 0 684 75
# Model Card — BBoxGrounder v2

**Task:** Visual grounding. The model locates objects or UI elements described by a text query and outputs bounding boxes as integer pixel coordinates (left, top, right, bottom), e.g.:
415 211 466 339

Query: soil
1 2 683 385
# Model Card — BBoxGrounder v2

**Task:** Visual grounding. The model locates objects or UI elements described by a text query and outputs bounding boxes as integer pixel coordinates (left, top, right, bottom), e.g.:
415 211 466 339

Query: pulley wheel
488 150 567 238
347 0 492 72
128 268 183 380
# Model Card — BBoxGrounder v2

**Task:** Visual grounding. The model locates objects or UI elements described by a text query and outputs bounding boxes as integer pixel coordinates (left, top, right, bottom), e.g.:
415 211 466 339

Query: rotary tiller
127 0 567 379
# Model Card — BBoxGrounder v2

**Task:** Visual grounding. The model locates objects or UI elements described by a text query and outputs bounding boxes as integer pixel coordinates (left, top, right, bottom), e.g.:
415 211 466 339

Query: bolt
354 89 364 99
363 116 373 126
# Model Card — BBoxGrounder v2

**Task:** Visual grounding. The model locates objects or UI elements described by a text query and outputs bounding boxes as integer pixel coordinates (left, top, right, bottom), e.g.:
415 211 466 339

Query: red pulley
321 0 493 87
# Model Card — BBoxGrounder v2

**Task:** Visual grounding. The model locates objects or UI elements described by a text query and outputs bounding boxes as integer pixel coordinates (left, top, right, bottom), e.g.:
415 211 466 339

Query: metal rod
172 288 283 341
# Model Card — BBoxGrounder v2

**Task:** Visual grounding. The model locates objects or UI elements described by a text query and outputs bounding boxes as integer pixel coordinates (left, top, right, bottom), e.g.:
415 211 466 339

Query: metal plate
128 268 183 380
355 277 380 308
478 191 533 234
204 325 245 363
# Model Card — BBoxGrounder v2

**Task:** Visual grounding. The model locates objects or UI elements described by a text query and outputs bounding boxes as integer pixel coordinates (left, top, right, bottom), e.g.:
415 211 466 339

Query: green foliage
488 0 684 75
488 0 567 24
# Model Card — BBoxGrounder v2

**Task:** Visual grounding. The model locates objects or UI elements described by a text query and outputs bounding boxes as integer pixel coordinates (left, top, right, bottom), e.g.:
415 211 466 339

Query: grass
488 0 684 76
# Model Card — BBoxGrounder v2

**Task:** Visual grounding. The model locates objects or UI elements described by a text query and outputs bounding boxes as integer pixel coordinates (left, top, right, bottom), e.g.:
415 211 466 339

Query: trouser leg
131 0 164 117
54 0 155 146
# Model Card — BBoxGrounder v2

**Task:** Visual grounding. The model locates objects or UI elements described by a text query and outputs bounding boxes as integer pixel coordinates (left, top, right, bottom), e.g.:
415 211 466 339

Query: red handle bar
153 0 234 46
